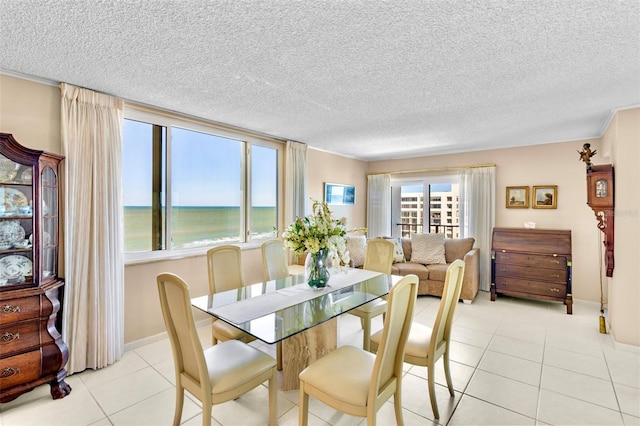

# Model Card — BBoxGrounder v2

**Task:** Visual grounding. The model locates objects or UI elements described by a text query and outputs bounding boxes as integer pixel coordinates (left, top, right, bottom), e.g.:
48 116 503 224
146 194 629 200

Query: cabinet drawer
0 350 41 389
495 252 567 269
0 297 40 326
494 264 568 283
0 321 40 356
495 276 566 298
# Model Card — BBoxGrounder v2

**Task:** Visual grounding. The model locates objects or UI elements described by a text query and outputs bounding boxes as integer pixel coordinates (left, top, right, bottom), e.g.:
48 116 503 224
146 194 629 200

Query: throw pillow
384 237 405 263
410 233 446 265
346 235 367 268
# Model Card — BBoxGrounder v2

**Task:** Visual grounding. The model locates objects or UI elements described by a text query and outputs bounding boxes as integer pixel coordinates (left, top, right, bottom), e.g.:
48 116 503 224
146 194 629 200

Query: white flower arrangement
282 200 350 269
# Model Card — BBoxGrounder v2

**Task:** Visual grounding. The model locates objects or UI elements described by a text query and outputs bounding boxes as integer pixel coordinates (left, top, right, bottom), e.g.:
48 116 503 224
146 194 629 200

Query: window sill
124 240 264 266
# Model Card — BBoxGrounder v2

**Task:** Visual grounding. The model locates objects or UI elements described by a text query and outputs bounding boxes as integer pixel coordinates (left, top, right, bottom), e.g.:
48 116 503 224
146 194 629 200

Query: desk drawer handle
0 332 19 344
550 288 561 293
551 260 560 264
550 273 560 278
1 304 21 314
0 367 20 379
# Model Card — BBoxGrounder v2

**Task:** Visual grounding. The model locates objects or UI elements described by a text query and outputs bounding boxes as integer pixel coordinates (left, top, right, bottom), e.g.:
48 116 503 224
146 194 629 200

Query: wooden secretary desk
491 227 573 314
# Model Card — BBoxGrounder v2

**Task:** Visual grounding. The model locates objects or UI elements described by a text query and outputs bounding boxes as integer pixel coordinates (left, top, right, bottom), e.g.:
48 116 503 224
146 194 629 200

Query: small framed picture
532 185 558 209
324 183 356 205
506 186 529 208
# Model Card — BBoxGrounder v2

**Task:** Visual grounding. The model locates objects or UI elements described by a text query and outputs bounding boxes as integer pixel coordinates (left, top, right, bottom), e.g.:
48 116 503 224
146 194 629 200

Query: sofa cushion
346 235 367 268
410 233 446 264
426 263 449 282
384 237 405 263
392 262 430 282
444 237 475 263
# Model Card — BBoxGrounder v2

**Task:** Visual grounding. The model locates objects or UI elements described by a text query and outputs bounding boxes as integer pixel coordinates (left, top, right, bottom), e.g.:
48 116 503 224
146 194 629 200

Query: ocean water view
124 206 277 252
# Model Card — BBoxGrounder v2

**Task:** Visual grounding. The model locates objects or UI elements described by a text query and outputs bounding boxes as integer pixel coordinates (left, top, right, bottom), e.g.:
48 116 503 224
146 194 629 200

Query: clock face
587 167 614 208
595 179 608 197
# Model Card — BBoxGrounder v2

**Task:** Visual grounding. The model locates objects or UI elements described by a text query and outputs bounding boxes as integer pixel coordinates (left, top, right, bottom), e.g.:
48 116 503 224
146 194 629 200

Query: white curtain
60 83 124 374
284 141 307 224
459 166 495 291
367 174 391 238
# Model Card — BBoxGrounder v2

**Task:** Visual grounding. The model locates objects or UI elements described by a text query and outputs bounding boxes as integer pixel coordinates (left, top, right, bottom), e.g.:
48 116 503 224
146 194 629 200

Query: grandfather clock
586 164 614 277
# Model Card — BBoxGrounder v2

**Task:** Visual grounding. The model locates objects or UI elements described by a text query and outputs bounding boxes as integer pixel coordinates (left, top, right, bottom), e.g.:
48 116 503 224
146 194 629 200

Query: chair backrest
261 239 290 281
363 238 395 274
157 273 210 395
369 274 419 404
206 245 245 294
429 259 465 358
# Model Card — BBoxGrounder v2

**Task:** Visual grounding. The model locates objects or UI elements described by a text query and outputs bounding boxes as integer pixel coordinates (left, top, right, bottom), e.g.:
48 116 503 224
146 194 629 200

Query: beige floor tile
108 387 201 425
488 334 544 363
448 340 486 368
541 365 618 410
1 376 105 426
90 366 173 415
614 382 640 417
544 345 609 379
465 369 539 418
537 389 624 425
449 394 535 425
78 350 149 389
477 349 542 386
408 358 475 392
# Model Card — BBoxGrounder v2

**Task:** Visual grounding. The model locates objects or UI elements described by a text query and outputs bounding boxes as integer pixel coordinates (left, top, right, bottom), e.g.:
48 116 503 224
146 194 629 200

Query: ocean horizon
124 205 276 252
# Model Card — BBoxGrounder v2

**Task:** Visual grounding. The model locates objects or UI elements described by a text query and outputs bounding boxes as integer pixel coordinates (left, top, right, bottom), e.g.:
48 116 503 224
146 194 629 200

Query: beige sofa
390 237 479 303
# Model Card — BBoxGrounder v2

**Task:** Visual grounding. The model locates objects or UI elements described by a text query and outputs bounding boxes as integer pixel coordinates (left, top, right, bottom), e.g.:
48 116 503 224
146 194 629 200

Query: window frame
123 105 284 265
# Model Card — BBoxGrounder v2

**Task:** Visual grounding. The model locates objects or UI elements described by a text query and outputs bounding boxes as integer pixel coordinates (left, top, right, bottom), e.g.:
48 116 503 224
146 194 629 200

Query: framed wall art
324 183 355 205
506 186 529 208
532 185 558 209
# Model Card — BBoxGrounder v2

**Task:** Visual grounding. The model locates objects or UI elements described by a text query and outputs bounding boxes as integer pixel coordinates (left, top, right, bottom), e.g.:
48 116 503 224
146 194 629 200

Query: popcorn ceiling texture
1 0 638 160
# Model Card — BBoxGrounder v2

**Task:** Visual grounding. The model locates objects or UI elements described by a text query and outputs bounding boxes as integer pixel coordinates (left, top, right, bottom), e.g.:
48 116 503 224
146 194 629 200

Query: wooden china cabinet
0 133 70 403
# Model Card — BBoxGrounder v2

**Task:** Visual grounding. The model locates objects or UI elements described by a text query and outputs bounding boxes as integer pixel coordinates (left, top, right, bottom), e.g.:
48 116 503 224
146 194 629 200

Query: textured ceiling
1 0 639 161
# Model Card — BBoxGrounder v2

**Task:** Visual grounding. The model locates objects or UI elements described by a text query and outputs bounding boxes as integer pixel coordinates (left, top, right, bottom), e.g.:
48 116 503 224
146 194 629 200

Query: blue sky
402 184 451 193
123 120 276 207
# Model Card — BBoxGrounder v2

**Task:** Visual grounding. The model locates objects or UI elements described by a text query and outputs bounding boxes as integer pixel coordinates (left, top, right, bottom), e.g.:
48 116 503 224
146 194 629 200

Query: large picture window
123 108 282 259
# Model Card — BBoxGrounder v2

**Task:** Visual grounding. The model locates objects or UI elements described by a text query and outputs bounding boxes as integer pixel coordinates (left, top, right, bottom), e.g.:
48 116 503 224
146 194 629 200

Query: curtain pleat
60 83 124 373
285 141 307 224
367 174 391 238
459 167 495 291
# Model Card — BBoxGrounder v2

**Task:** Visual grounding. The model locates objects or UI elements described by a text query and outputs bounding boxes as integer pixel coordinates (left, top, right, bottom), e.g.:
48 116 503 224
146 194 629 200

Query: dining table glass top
191 268 402 344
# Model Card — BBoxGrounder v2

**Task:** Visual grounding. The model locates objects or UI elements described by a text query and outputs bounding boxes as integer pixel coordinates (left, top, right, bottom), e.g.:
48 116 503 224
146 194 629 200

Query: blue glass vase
305 248 330 289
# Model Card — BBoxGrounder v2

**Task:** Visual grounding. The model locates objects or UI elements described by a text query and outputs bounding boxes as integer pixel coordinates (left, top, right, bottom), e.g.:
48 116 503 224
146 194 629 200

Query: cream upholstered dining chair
261 238 290 283
298 274 419 426
370 259 465 419
260 238 290 371
156 273 277 426
347 238 395 351
206 245 255 345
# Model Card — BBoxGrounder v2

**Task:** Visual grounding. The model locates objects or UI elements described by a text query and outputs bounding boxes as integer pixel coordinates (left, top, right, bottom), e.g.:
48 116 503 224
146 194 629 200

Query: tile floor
1 293 639 426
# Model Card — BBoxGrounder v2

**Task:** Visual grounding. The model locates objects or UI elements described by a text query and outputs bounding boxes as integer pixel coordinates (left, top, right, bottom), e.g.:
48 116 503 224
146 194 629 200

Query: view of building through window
399 183 459 238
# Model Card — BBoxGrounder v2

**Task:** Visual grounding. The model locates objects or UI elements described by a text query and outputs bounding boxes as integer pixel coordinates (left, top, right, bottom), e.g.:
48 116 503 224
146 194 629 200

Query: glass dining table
191 267 402 390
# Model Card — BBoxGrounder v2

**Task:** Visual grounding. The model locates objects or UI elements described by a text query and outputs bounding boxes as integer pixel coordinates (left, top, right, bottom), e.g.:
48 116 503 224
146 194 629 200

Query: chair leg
277 341 283 371
362 317 371 352
443 351 455 396
173 386 184 426
269 369 277 426
393 387 404 425
299 385 309 426
428 365 440 419
202 398 212 426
